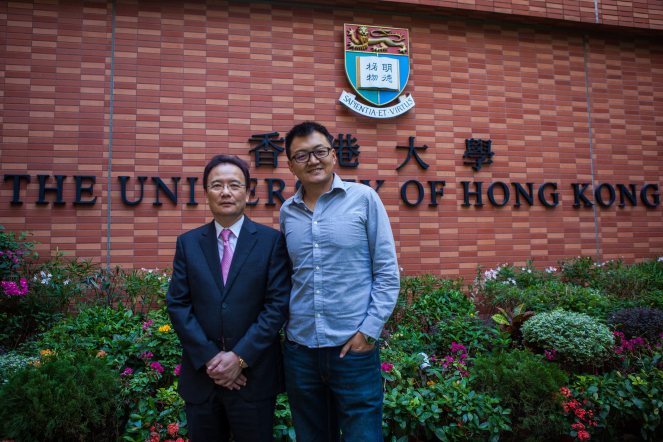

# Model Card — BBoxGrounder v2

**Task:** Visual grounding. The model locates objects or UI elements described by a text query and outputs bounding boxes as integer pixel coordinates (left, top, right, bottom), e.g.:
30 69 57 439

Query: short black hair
202 155 251 191
284 121 333 159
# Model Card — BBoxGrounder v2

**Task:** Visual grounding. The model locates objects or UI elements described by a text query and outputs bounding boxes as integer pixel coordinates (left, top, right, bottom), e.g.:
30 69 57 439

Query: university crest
339 24 415 119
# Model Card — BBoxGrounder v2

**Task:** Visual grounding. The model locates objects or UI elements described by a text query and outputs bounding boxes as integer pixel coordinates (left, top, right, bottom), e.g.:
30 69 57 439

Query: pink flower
380 362 393 372
167 422 179 436
142 319 154 331
577 430 590 441
174 364 181 376
1 279 28 297
121 367 133 376
140 351 153 360
150 361 164 373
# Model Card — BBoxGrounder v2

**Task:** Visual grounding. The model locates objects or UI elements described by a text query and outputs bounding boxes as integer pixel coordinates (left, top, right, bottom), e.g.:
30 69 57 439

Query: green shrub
388 274 473 334
430 316 506 356
381 352 511 442
470 350 569 441
565 355 663 440
0 350 33 385
559 256 601 287
521 310 614 366
485 281 615 319
607 307 663 341
121 381 188 441
0 353 120 442
274 393 296 442
21 305 181 378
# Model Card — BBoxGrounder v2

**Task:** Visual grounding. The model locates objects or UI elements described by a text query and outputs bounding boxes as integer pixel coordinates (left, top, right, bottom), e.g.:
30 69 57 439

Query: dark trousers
283 338 384 442
185 385 276 442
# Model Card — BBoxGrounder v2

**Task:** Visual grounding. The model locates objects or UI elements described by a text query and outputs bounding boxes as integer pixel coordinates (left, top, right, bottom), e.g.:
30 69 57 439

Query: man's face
204 163 249 222
287 131 336 188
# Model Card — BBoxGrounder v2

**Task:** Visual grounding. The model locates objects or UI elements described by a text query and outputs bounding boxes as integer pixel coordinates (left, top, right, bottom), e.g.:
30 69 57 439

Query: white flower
527 269 532 274
163 273 167 277
484 269 498 281
47 273 52 278
545 266 557 273
158 277 162 280
155 267 159 271
33 275 37 281
40 271 46 277
148 269 153 274
63 279 69 286
167 277 171 282
659 257 663 262
521 267 526 271
141 268 147 271
399 267 404 272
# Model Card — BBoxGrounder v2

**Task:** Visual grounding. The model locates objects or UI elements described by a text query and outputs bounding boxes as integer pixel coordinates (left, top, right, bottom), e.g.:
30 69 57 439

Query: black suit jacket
166 217 291 404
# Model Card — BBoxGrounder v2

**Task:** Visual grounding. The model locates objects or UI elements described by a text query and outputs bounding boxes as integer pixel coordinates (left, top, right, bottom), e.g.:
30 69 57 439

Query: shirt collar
291 173 346 205
214 215 244 239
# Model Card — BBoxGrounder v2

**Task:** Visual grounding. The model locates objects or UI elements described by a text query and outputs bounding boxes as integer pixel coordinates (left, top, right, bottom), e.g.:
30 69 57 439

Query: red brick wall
1 0 662 282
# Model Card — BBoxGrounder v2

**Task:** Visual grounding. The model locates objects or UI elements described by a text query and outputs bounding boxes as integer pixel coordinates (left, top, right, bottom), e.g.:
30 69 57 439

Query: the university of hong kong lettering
248 132 285 167
463 139 494 171
3 137 661 210
332 134 361 167
339 24 415 119
396 136 429 170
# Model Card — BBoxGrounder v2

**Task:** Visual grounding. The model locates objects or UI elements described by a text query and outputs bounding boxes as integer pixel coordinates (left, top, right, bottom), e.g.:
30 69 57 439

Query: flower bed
1 227 663 441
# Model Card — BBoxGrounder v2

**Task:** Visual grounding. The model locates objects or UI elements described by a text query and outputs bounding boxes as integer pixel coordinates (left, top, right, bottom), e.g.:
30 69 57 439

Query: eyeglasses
207 182 247 192
292 148 331 164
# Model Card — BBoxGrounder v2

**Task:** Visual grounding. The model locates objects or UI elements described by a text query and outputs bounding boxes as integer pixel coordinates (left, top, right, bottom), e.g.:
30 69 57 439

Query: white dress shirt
214 216 244 264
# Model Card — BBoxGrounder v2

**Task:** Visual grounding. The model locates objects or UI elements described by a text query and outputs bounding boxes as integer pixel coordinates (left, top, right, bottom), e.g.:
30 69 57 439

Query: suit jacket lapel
199 221 225 296
221 216 258 301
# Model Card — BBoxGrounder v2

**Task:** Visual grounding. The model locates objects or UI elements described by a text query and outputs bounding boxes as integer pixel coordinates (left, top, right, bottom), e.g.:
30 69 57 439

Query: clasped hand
206 351 247 390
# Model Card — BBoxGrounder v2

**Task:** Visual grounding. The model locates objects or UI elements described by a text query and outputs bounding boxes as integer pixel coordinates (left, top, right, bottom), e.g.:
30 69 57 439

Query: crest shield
344 24 410 107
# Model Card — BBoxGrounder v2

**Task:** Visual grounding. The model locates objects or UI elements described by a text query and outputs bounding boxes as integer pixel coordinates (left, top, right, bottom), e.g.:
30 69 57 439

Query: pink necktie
220 229 233 284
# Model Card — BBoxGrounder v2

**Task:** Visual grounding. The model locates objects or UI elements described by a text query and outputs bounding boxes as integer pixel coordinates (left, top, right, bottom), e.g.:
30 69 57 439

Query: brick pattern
0 1 662 282
0 1 112 263
282 0 663 31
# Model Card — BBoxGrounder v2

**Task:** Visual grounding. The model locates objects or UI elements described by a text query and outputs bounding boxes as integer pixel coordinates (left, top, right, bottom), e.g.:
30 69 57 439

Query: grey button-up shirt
279 174 400 348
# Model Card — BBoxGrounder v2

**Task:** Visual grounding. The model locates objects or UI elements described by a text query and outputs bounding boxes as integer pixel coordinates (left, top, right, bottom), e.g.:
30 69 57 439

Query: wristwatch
238 355 249 368
361 332 376 345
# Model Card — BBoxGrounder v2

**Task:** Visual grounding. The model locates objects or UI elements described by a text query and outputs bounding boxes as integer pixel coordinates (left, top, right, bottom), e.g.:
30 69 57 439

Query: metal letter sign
339 24 415 119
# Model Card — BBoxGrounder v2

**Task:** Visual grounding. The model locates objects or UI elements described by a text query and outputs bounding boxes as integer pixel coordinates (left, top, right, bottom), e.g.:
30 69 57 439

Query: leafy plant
0 353 121 442
521 310 614 366
566 356 663 440
388 274 473 334
273 393 296 441
559 256 601 287
491 303 535 343
470 350 569 441
607 307 663 341
121 381 188 442
484 281 615 320
0 350 33 385
382 378 512 442
430 316 509 356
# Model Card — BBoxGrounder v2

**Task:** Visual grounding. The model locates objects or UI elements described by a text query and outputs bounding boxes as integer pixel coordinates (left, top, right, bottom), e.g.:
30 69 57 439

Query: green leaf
514 303 525 316
491 314 509 325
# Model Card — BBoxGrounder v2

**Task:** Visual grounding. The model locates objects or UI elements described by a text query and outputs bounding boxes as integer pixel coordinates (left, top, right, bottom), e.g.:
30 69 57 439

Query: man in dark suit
167 155 291 442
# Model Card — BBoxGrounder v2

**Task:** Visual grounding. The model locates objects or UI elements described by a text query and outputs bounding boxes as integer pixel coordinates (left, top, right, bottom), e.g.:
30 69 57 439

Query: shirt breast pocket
329 216 365 249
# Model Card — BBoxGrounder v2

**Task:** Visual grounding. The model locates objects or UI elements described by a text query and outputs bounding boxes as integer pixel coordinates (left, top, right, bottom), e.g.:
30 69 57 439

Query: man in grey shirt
279 121 400 442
